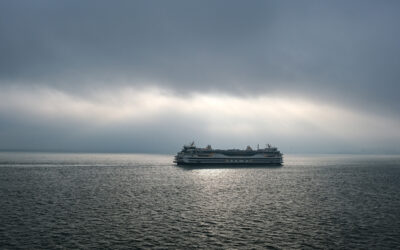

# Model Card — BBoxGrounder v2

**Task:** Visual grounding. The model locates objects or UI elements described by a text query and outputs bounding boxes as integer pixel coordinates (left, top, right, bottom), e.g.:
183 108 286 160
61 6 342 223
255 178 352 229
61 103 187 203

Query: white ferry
174 142 283 166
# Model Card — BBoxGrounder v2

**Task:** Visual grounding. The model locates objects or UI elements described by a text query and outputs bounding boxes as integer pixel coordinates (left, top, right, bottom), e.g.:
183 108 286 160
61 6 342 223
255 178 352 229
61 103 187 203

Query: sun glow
0 85 399 143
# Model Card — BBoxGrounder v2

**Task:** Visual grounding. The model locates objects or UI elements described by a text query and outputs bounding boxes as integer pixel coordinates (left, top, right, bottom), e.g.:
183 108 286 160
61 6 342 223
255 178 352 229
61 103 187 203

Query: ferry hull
175 162 282 167
174 158 283 165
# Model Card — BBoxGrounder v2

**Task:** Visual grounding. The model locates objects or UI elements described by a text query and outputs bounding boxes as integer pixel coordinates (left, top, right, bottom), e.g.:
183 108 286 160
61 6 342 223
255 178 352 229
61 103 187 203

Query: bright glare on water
1 152 400 249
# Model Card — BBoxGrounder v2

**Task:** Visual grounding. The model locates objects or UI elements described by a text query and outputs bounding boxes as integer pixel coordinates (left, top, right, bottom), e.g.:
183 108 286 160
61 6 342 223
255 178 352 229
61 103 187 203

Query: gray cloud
1 2 399 95
1 0 400 153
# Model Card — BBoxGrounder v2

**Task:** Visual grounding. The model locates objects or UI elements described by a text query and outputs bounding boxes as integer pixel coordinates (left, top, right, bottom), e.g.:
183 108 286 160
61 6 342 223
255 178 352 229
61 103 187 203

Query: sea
1 152 400 249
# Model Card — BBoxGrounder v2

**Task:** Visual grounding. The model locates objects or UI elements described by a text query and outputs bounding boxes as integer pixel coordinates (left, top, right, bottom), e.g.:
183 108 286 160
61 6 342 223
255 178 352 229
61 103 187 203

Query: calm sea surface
1 153 400 249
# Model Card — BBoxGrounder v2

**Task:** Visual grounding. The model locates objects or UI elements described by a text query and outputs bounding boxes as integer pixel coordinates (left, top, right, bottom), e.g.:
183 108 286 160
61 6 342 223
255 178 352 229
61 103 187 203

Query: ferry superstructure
174 142 283 166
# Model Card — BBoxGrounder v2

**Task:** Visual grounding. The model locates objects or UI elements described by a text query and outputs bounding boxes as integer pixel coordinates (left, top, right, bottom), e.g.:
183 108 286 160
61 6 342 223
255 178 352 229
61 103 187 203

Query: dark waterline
1 153 400 249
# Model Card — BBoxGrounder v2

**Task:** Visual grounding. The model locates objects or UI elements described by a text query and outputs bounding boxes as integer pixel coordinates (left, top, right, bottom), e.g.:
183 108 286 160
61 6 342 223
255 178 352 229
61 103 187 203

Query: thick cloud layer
1 1 400 153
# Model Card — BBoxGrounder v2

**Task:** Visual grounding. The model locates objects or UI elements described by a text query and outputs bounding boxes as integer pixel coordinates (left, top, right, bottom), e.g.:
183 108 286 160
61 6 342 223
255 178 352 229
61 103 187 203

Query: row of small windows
225 159 253 163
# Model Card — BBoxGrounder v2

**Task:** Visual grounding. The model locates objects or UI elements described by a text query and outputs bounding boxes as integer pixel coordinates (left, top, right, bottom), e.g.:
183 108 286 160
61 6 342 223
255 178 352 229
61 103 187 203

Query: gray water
1 153 400 249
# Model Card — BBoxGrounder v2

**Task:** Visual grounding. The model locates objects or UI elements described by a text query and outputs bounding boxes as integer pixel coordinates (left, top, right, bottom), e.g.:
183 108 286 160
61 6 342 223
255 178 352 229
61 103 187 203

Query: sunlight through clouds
1 85 399 146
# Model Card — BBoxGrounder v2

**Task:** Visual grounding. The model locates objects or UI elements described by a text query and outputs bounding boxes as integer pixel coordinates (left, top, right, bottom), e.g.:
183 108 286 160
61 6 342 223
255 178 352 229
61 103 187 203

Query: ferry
174 142 283 166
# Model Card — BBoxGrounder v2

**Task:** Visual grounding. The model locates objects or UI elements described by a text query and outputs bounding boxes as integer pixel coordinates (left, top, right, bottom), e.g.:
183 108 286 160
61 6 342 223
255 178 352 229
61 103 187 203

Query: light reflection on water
0 152 400 249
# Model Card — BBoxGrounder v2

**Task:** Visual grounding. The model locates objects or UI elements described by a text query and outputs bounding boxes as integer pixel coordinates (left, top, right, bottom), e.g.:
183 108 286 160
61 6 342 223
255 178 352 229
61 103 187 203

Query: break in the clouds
0 0 400 153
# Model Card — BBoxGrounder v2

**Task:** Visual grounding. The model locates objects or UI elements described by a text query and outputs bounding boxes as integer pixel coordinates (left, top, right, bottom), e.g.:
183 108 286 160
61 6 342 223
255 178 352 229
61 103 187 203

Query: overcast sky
1 0 400 154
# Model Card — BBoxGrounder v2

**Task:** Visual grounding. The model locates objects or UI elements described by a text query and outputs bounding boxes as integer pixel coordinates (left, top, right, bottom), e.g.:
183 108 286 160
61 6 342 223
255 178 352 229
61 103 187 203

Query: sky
0 0 400 154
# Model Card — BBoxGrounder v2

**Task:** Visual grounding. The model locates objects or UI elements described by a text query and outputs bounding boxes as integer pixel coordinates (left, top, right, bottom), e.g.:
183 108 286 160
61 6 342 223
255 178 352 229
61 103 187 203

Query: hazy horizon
1 0 400 154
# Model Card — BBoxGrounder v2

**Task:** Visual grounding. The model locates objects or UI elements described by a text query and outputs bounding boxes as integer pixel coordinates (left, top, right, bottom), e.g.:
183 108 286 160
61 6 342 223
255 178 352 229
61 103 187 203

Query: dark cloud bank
1 0 400 153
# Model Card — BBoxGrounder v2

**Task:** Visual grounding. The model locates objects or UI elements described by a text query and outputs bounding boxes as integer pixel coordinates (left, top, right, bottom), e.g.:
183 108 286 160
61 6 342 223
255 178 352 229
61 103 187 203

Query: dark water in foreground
1 153 400 249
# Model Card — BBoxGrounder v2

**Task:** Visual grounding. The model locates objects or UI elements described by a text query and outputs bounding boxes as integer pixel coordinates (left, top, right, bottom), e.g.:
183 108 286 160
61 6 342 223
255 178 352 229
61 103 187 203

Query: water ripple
0 153 400 249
